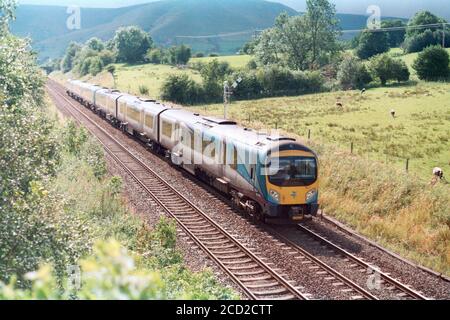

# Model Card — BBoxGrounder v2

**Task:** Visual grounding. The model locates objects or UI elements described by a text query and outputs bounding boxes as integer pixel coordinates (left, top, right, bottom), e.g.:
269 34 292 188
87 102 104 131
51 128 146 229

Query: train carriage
66 79 319 223
95 89 123 121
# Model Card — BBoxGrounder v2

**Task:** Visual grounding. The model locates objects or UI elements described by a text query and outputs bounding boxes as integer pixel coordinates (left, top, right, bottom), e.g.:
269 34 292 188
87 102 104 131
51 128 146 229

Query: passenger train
66 80 319 222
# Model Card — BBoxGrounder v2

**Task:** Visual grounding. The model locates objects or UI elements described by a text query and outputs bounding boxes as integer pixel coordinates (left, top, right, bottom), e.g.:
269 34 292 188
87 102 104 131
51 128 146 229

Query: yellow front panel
266 150 318 205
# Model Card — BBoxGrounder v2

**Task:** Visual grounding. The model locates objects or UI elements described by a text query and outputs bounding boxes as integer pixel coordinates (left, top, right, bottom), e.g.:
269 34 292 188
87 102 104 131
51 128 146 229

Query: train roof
118 95 171 113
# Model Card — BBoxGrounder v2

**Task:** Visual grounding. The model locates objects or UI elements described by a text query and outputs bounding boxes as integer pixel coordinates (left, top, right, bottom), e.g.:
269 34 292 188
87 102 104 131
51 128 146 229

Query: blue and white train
66 80 319 222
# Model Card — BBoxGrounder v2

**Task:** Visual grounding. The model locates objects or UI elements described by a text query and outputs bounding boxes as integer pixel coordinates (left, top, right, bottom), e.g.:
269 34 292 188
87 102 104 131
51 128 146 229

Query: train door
180 124 195 175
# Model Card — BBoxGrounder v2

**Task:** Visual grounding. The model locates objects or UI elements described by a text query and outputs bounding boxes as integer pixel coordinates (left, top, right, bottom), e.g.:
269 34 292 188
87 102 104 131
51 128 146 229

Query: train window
162 121 173 138
145 114 154 129
127 107 140 122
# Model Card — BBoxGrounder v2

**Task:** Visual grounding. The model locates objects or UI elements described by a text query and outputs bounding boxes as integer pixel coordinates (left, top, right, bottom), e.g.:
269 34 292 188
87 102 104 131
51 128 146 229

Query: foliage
369 54 410 85
337 55 372 90
255 0 341 70
404 11 449 53
413 45 450 81
382 20 407 48
139 85 150 96
85 37 105 52
0 0 15 32
0 238 238 300
161 74 204 105
60 42 82 73
355 31 389 59
113 26 153 63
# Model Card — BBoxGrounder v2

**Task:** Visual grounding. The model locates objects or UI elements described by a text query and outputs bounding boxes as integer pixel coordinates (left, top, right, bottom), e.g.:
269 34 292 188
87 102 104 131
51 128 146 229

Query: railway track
295 223 429 300
47 81 309 300
47 80 430 300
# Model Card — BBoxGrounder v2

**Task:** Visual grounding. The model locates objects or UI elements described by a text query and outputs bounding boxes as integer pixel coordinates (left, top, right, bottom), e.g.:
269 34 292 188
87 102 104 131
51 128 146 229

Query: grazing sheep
361 88 366 95
433 167 444 179
336 102 343 109
390 109 396 118
431 167 444 186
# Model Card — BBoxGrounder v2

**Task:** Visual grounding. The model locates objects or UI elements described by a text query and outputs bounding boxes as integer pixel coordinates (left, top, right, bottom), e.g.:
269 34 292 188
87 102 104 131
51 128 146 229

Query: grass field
191 82 450 180
189 55 253 69
54 63 203 99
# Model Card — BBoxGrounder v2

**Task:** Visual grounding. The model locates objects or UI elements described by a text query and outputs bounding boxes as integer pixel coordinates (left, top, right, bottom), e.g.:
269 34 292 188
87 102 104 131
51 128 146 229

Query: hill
11 0 405 61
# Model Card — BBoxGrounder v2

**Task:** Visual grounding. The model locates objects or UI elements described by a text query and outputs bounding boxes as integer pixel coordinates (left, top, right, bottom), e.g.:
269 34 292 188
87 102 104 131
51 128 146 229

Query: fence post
406 158 409 172
350 142 354 154
308 129 311 140
275 122 278 130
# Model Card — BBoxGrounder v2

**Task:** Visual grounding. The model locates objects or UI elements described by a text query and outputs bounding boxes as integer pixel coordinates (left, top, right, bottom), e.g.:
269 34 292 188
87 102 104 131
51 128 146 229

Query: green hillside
12 0 406 61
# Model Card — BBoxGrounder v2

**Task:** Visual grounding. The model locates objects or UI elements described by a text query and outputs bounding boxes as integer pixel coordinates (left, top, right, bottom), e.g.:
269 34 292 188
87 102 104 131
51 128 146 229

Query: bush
209 53 219 57
98 50 116 66
337 55 372 90
146 48 163 64
355 31 390 59
369 54 410 85
87 56 104 76
412 45 450 81
195 52 205 58
161 74 204 105
231 66 324 99
404 30 441 53
246 59 258 70
139 85 150 96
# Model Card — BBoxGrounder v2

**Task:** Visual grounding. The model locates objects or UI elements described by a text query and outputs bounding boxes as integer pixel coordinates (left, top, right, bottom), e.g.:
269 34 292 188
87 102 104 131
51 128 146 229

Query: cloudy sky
18 0 449 19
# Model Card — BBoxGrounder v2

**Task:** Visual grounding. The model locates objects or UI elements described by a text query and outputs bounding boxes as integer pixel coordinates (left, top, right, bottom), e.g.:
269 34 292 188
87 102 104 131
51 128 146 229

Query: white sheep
433 167 444 179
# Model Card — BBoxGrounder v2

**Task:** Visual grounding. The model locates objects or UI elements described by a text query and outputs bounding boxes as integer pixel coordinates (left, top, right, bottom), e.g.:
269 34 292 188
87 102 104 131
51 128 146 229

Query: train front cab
261 144 319 222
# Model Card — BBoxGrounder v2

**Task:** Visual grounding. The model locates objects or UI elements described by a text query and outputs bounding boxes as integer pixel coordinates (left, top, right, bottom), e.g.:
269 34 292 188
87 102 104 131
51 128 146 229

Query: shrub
195 52 205 58
98 50 116 66
139 85 149 96
337 55 372 90
161 74 204 105
87 56 104 76
404 29 441 53
412 45 450 81
246 59 258 70
209 53 219 57
369 54 410 85
146 48 163 64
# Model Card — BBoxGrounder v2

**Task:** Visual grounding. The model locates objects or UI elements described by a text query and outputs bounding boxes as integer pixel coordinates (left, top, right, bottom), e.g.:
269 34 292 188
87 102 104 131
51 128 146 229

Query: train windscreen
268 156 317 187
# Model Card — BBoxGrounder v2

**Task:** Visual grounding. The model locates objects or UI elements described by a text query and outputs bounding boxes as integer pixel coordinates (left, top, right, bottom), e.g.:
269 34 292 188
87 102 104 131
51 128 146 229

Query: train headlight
269 190 280 202
306 189 317 202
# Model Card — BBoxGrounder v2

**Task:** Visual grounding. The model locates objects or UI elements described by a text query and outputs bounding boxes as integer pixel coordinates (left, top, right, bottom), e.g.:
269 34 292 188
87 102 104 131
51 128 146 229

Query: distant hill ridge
11 0 405 61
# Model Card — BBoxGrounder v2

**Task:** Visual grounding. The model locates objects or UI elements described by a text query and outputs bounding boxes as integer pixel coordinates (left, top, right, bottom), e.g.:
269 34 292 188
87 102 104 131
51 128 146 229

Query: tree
0 0 15 32
174 45 191 65
255 1 341 71
404 11 449 52
306 0 341 68
412 45 450 81
381 20 406 48
369 54 410 85
86 37 105 52
61 42 81 73
337 55 372 90
113 26 153 63
355 31 389 59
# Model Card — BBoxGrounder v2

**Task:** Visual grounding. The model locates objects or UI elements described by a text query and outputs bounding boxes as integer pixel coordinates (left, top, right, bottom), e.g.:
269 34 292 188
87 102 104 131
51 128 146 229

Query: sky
18 0 449 19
